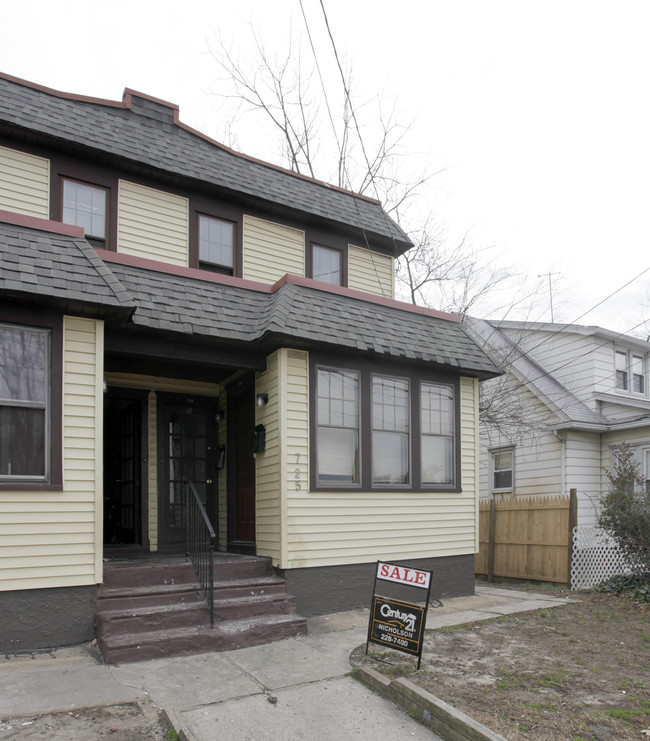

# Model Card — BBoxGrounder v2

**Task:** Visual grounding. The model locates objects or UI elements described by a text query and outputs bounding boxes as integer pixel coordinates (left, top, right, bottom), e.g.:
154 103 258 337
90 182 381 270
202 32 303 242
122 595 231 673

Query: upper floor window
62 178 108 247
615 350 646 394
198 214 235 275
491 447 514 492
312 244 342 285
0 324 49 481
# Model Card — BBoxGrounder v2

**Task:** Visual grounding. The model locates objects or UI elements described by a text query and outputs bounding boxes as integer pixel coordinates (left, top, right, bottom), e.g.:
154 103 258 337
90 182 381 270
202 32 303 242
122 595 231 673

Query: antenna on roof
538 272 560 323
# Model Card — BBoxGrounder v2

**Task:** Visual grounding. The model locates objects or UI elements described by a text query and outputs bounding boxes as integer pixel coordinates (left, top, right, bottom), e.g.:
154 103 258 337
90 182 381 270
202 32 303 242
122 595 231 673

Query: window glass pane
313 245 342 285
199 215 234 268
372 431 409 484
632 355 645 393
422 435 454 484
63 180 106 238
373 376 409 484
317 368 359 485
615 350 628 390
0 407 45 476
317 427 359 484
421 383 453 435
492 450 513 489
0 326 47 403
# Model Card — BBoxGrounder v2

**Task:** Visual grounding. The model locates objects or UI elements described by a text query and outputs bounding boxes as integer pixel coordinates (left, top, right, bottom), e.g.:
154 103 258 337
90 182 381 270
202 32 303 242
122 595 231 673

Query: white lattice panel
571 526 634 590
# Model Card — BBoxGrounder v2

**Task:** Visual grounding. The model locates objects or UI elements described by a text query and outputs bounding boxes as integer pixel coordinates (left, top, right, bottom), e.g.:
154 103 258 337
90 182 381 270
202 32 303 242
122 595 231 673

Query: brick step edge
100 613 308 664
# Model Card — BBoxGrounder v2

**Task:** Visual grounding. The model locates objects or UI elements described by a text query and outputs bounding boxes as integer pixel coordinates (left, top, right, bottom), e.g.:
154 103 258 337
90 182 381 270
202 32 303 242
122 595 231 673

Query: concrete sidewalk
0 584 572 740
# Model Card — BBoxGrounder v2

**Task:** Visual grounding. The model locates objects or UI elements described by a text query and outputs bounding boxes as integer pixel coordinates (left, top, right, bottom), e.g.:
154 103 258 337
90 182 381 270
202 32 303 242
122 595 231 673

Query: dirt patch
354 590 650 740
0 701 173 740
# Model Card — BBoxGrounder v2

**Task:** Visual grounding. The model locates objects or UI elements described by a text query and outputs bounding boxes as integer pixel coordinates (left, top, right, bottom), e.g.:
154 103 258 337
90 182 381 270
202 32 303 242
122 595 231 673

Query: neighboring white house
465 319 650 534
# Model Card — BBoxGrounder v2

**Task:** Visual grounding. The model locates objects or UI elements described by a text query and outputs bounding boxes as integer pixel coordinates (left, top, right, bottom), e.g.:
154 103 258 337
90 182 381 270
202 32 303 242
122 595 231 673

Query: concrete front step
100 613 308 664
96 555 307 663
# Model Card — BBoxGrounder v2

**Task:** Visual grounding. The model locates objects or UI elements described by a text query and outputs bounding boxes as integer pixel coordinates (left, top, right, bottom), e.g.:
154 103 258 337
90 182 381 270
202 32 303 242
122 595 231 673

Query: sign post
366 561 433 670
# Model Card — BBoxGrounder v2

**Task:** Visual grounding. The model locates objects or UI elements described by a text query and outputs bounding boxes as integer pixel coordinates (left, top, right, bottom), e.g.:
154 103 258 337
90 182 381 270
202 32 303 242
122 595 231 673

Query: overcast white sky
2 0 649 335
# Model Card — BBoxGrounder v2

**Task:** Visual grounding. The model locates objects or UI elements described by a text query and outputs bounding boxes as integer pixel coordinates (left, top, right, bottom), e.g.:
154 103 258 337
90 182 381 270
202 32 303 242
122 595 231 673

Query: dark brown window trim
305 229 348 287
50 154 118 251
0 306 63 491
189 198 242 277
309 353 461 493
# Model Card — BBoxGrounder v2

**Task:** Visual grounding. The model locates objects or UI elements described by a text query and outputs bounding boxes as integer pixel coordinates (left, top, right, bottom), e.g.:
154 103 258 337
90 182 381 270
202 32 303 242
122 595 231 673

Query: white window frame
614 348 647 396
490 447 514 494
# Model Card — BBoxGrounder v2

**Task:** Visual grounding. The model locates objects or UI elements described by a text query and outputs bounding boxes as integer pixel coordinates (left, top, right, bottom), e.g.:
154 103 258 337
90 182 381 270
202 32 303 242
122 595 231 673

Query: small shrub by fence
476 490 577 585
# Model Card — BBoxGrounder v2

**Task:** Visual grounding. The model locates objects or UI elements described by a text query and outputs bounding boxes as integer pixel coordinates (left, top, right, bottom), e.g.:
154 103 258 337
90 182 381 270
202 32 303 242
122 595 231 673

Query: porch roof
107 262 501 379
0 220 135 319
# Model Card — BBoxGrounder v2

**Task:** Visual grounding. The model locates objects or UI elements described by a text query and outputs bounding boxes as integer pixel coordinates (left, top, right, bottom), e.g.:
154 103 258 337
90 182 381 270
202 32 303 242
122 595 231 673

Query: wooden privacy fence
476 490 578 585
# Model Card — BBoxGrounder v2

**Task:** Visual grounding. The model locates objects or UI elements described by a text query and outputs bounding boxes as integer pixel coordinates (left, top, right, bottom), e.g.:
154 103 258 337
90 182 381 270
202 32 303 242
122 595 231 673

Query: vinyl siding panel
255 353 283 563
564 431 602 529
117 180 189 266
0 317 103 591
278 362 477 569
242 215 304 283
347 244 394 298
0 145 50 218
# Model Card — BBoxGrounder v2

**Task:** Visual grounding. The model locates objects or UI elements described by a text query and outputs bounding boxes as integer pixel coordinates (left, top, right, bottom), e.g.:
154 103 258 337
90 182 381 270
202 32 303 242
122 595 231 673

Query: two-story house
0 72 499 655
466 318 650 530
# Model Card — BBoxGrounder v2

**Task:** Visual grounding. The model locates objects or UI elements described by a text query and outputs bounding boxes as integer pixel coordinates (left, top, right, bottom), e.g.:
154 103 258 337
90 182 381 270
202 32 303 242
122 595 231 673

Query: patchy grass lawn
358 589 649 740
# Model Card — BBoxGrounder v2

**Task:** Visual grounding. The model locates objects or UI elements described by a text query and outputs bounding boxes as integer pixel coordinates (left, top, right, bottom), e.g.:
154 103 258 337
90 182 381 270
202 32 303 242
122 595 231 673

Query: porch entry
157 393 219 552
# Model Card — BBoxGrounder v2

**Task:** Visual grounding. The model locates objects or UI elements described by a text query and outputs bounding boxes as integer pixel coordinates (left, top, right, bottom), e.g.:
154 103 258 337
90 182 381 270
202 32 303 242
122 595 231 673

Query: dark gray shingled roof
108 263 501 378
0 222 135 318
0 74 411 252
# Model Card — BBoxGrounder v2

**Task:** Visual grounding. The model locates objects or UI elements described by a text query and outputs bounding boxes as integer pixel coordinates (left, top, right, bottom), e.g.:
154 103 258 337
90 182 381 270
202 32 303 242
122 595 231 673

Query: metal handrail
185 480 216 626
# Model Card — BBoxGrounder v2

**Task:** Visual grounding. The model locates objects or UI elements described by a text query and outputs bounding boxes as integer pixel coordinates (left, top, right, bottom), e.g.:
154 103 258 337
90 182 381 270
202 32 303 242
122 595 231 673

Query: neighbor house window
312 244 342 285
62 178 108 247
491 448 514 492
312 358 459 491
615 350 646 394
421 382 455 484
372 375 410 485
316 368 360 485
198 215 235 275
0 324 49 481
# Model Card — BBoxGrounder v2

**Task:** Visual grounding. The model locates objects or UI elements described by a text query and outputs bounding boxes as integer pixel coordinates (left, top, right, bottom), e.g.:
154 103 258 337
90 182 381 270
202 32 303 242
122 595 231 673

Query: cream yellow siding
0 317 104 591
0 145 50 218
242 215 304 283
257 352 478 569
255 353 283 562
347 244 394 298
117 180 188 266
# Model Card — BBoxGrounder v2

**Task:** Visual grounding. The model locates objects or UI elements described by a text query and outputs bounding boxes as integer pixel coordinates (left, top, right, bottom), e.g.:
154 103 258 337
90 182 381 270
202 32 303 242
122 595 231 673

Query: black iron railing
185 481 216 626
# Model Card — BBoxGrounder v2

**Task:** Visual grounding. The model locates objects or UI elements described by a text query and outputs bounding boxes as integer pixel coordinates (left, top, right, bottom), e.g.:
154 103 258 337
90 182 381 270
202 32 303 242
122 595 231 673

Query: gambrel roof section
0 72 411 254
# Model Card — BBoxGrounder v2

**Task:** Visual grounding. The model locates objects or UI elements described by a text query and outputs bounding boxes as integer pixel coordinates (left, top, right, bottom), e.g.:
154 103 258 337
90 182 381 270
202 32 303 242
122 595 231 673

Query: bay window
312 357 459 491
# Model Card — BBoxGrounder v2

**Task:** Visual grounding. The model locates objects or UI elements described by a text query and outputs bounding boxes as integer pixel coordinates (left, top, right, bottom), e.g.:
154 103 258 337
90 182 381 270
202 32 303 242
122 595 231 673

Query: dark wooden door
158 394 218 551
104 394 144 545
227 376 256 553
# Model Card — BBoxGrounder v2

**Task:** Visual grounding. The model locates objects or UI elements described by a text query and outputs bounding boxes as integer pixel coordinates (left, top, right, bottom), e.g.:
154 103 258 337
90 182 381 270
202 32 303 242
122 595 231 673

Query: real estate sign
366 561 433 669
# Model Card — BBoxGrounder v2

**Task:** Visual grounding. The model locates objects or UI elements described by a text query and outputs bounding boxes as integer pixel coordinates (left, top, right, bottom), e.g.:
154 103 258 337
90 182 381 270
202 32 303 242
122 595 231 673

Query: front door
227 375 256 553
158 393 218 551
104 390 146 546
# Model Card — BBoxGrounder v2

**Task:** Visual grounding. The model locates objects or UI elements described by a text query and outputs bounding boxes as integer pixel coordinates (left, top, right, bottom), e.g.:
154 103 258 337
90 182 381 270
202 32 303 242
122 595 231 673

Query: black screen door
158 394 218 550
